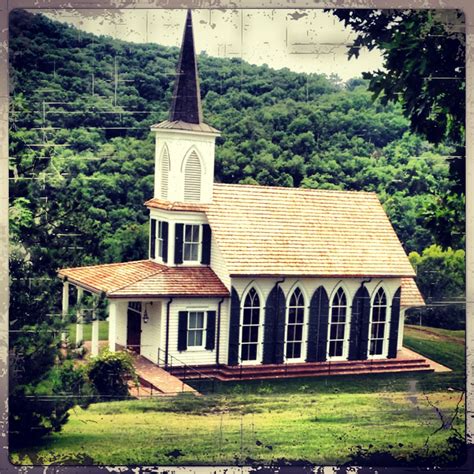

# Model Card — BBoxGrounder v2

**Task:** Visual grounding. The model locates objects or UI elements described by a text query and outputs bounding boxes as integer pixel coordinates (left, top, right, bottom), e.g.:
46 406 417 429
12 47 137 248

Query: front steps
168 355 433 381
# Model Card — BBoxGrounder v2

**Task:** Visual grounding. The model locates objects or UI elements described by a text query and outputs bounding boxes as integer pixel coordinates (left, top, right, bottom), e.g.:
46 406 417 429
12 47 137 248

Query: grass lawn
11 325 466 466
67 321 108 344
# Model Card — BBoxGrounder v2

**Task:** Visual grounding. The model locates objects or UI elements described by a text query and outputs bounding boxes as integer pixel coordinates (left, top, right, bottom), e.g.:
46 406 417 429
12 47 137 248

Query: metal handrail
156 348 217 386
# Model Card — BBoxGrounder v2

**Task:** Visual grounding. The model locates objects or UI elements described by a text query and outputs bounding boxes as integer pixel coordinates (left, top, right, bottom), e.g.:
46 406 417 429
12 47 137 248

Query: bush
86 350 137 401
408 245 465 329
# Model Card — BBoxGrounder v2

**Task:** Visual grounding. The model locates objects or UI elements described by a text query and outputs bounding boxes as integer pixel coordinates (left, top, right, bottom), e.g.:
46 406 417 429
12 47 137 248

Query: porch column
75 287 84 347
108 301 117 352
61 280 69 343
398 308 406 350
91 307 99 357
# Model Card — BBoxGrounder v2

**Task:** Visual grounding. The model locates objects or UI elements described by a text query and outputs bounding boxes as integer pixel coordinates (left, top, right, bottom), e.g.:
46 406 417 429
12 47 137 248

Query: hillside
9 10 457 275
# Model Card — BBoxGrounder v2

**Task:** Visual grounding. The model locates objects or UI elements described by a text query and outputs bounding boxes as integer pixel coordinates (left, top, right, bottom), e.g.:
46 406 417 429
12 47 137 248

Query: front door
127 302 142 353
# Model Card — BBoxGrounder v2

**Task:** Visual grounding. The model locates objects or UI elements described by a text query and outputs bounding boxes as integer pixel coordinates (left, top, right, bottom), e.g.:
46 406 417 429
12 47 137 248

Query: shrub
86 350 138 401
408 245 465 329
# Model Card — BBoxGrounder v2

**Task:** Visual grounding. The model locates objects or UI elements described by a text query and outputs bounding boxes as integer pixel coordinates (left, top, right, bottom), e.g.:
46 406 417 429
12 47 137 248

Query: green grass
67 321 108 344
11 390 464 466
11 325 466 466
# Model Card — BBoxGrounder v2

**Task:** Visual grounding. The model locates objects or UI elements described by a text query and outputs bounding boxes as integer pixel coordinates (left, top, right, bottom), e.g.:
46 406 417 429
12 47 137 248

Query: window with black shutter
205 311 216 350
162 222 169 263
175 223 184 264
150 219 156 259
201 224 212 265
177 311 188 351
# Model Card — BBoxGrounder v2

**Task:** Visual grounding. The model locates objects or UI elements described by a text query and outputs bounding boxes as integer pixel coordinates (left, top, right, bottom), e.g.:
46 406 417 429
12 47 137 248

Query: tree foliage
329 9 465 248
408 245 465 329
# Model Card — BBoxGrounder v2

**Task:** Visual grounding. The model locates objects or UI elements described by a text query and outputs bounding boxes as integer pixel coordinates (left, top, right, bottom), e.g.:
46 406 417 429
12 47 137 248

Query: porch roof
58 260 230 298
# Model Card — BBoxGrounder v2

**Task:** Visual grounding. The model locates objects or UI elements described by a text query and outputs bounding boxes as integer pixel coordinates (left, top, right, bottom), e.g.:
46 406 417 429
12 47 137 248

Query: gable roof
203 183 416 278
400 277 425 307
58 260 229 298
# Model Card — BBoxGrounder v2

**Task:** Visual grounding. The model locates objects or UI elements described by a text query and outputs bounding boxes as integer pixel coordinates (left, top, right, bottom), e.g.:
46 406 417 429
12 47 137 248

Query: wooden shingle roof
58 260 229 298
401 277 425 307
206 183 416 278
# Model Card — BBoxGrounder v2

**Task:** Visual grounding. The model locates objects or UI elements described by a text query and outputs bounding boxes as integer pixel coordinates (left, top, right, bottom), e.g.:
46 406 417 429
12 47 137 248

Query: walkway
131 354 198 397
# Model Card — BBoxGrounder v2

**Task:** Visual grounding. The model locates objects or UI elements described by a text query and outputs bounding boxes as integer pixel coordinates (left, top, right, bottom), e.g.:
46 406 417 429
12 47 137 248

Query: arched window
240 288 261 362
286 288 305 360
160 146 170 200
184 150 202 202
369 288 388 356
328 287 348 358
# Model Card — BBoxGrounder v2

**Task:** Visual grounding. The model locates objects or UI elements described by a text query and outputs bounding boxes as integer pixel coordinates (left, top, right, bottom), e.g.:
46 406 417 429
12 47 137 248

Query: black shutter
228 288 240 366
349 286 371 360
150 219 156 259
201 224 212 265
205 311 216 350
177 311 188 351
274 286 286 364
388 287 401 359
263 287 277 364
162 222 169 263
307 286 329 362
175 223 184 264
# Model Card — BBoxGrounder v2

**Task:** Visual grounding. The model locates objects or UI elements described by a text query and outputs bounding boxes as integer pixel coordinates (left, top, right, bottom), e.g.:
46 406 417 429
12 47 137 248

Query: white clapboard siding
140 302 162 364
184 151 202 202
167 298 219 366
160 146 170 200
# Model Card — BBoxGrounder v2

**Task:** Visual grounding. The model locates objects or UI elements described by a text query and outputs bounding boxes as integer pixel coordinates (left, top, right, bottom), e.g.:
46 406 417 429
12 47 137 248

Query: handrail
156 348 217 386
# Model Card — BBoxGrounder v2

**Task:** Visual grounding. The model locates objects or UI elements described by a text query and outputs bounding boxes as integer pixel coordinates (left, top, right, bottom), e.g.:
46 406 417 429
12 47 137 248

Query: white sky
38 9 384 82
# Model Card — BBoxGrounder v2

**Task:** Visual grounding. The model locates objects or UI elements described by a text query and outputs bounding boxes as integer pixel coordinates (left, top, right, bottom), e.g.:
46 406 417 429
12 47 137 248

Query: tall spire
169 9 203 124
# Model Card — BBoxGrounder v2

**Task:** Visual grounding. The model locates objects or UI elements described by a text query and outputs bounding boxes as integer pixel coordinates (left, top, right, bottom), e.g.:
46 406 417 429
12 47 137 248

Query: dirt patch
405 326 464 346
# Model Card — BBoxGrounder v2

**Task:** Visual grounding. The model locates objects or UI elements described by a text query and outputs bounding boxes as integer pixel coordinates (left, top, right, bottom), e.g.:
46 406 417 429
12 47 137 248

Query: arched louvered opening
285 288 305 361
328 287 349 358
160 146 170 200
184 150 202 202
240 287 261 363
369 288 389 357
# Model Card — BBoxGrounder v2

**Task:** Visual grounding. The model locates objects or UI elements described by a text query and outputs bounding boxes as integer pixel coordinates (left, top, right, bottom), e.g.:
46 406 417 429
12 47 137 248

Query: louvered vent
184 151 202 202
160 147 170 200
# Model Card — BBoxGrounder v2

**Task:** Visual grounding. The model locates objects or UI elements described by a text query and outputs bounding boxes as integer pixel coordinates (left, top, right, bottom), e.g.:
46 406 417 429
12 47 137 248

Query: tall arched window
240 288 261 362
184 150 202 202
369 288 388 356
328 287 348 358
286 288 305 360
160 146 170 200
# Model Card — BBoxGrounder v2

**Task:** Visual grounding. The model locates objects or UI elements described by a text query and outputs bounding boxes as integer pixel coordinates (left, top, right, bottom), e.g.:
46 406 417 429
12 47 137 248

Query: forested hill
10 9 457 275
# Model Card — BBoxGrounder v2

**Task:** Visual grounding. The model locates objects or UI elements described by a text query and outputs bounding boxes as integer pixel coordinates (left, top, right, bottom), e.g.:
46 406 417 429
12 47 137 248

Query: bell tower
151 10 220 204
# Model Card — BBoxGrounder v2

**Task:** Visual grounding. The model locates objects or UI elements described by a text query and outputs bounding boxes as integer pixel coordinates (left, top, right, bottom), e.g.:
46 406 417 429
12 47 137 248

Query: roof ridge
213 182 377 195
106 262 168 295
58 259 152 273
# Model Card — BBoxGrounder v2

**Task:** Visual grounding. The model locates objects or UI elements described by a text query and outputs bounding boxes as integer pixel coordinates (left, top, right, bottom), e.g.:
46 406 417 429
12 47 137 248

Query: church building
58 10 429 380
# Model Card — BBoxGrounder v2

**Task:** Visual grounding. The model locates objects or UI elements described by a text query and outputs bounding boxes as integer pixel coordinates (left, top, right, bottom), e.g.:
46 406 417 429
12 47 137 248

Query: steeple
150 9 220 205
169 9 203 124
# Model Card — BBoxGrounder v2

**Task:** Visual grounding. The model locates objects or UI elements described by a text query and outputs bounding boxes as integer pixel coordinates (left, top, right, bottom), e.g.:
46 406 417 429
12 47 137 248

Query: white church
59 10 430 380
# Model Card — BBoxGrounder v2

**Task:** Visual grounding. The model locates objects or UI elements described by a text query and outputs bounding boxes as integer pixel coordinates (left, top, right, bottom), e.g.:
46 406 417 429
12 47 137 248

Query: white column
61 281 69 343
108 301 117 352
75 287 84 347
398 308 406 350
91 307 99 356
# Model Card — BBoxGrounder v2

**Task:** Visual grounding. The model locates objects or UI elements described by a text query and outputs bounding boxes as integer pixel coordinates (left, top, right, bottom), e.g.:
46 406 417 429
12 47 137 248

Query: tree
329 9 465 248
408 245 465 329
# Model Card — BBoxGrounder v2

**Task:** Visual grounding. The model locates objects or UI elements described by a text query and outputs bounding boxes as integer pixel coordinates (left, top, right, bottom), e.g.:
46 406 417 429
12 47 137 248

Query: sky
38 9 384 82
